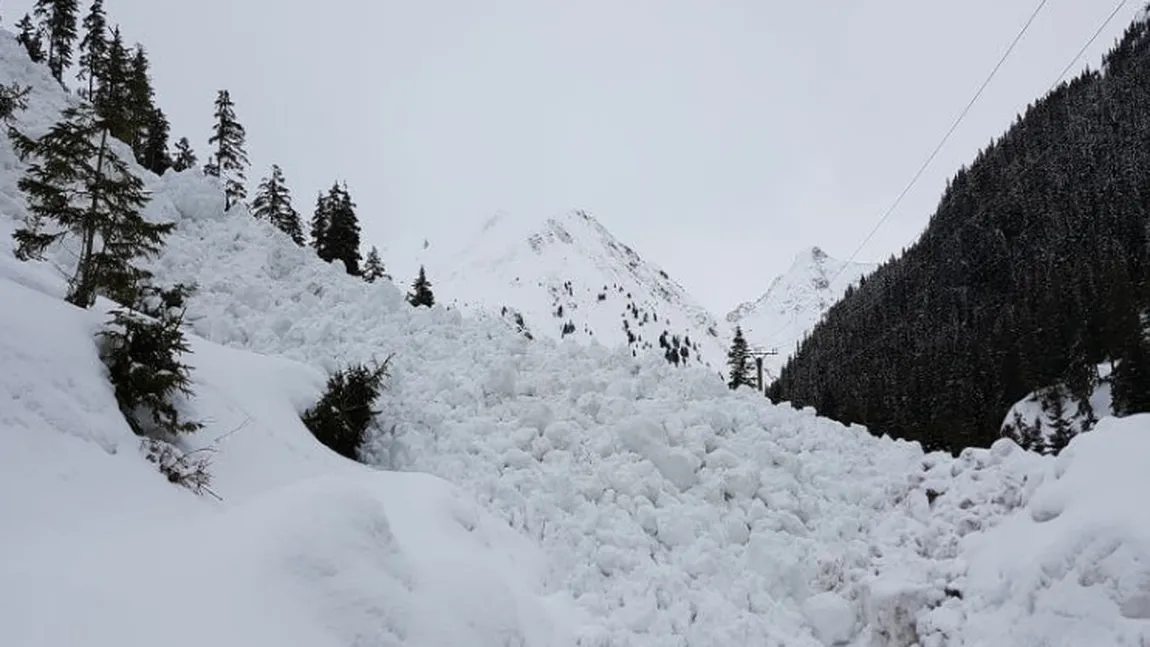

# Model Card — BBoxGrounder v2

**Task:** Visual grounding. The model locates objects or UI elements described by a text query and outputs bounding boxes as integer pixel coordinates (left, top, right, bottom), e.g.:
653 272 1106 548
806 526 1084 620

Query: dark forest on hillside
769 16 1150 453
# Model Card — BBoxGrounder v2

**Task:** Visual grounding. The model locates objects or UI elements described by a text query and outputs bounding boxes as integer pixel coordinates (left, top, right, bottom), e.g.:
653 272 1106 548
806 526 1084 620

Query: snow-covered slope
423 209 727 371
4 28 1150 647
727 246 874 377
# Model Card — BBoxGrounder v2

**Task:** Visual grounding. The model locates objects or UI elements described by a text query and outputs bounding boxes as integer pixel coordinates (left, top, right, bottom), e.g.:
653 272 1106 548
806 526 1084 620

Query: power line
773 0 1139 384
836 0 1051 270
756 1 1051 351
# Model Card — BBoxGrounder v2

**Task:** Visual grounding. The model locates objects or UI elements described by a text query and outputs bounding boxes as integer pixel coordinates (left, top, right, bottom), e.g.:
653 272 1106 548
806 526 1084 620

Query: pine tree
171 137 197 172
407 266 435 307
16 14 45 63
323 182 362 275
9 104 171 308
204 89 249 211
95 26 128 134
727 326 754 390
138 106 171 175
310 190 330 256
33 0 79 84
251 164 306 246
77 0 107 99
0 83 31 122
125 46 169 173
362 246 390 282
1112 314 1150 416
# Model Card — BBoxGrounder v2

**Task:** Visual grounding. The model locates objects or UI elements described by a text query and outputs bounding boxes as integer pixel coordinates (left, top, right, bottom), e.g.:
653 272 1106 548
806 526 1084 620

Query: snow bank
0 273 578 647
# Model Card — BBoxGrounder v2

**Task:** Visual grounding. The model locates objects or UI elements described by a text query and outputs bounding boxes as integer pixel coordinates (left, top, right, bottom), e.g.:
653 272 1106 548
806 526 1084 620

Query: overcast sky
7 1 1143 314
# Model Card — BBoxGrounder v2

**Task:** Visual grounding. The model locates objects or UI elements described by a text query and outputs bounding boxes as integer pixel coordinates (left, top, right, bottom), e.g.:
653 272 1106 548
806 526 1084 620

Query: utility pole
748 347 779 394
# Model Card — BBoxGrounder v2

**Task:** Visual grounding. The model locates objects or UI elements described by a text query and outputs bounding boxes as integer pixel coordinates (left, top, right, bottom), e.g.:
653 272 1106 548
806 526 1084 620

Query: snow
4 26 1150 647
727 246 874 377
397 207 729 371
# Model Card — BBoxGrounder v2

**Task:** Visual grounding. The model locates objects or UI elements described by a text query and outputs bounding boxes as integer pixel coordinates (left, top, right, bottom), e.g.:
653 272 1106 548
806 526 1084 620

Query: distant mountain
726 247 873 378
427 209 727 370
770 13 1150 452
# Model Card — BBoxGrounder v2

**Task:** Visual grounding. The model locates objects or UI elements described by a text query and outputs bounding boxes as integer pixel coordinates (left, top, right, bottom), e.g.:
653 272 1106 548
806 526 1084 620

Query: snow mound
0 275 576 647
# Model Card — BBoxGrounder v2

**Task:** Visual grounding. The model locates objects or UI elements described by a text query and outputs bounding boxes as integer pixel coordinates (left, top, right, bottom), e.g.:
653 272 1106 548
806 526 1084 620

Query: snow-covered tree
362 246 390 282
204 89 249 211
10 104 171 308
312 182 361 274
407 266 435 307
727 326 754 390
16 14 45 64
309 190 329 254
171 137 197 172
251 164 305 246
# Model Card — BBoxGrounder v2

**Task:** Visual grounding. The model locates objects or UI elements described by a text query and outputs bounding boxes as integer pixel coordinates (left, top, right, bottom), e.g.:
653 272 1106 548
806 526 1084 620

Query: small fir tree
76 0 107 99
0 83 31 121
310 190 330 256
97 283 202 437
301 357 392 461
16 14 45 63
9 104 170 308
33 0 79 83
204 89 249 211
170 137 197 172
362 246 390 282
323 182 362 274
407 265 435 307
727 326 754 390
251 164 305 246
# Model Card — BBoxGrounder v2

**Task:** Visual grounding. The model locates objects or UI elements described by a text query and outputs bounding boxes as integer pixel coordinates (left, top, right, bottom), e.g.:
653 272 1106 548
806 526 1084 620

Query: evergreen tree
0 83 31 122
77 0 107 99
16 14 45 63
170 137 197 172
94 26 128 134
33 0 79 83
407 266 435 307
362 246 390 282
1043 388 1075 455
138 106 171 174
98 284 201 437
323 182 362 275
726 326 754 390
310 190 330 256
204 89 249 211
9 104 170 308
1112 314 1150 416
251 164 305 246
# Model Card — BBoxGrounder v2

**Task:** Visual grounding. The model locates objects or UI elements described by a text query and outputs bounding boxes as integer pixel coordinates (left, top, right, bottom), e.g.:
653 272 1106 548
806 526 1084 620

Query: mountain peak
727 247 874 376
433 209 726 368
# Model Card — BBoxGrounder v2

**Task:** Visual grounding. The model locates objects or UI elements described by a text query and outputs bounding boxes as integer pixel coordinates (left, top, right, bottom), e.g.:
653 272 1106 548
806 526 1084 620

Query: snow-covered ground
3 28 1150 647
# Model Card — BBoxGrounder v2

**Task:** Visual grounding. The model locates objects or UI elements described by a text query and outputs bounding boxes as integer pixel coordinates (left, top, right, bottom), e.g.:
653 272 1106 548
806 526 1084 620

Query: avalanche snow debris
3 25 1150 647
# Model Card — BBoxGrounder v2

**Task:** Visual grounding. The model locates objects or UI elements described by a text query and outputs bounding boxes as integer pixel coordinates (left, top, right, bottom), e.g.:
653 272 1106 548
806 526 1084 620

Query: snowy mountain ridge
2 27 1150 647
425 208 728 371
727 246 874 376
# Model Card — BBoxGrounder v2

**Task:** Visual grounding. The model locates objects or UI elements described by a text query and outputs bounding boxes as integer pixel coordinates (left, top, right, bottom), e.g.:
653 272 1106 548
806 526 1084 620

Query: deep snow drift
2 27 1150 647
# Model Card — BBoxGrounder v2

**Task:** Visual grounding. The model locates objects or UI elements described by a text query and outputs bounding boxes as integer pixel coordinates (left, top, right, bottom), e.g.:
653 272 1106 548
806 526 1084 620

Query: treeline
9 0 437 307
769 14 1150 454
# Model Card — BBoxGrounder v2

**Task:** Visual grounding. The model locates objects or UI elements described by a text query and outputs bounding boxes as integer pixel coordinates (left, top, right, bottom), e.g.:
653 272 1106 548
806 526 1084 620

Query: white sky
5 1 1144 313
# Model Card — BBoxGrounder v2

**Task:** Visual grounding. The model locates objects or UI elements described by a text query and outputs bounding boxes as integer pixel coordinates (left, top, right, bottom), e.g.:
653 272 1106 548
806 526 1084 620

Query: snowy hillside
728 246 874 377
420 209 727 370
4 27 1150 647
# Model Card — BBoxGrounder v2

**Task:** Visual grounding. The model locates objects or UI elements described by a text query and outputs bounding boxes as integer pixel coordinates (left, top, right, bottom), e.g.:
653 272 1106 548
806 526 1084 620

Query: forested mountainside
770 14 1150 453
